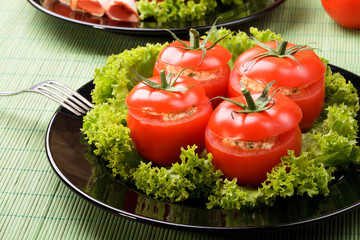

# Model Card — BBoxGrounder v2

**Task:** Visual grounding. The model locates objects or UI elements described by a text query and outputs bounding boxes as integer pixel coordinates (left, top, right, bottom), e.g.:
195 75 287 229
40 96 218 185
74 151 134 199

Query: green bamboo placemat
0 0 360 239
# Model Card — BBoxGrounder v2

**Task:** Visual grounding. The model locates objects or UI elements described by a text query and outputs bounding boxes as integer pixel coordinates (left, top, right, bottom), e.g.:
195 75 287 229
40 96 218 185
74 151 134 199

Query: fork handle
0 90 27 96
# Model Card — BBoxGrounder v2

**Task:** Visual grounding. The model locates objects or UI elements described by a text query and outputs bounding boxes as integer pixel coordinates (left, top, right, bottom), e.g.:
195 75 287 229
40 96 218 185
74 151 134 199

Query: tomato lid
234 41 326 87
207 93 302 140
125 75 208 112
158 41 232 70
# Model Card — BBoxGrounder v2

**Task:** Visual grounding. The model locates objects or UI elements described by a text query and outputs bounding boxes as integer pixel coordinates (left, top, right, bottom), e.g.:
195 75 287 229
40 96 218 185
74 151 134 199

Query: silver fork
0 80 93 116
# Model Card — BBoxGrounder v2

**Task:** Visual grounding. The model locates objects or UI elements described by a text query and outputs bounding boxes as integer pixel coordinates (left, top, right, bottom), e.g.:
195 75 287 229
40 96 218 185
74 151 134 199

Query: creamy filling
144 106 197 121
165 65 222 82
222 135 278 150
240 75 305 97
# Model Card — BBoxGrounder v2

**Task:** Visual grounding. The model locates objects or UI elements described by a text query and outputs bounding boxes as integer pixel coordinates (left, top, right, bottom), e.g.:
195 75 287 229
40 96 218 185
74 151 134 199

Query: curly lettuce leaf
207 151 336 210
323 63 359 112
132 145 222 202
302 104 360 168
207 179 262 209
136 0 217 23
81 100 141 181
263 152 335 199
92 43 165 105
301 63 360 168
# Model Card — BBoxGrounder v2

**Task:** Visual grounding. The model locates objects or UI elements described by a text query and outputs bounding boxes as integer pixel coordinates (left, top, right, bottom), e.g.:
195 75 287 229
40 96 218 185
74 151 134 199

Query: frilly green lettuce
135 0 247 23
136 0 218 23
82 28 360 210
81 100 140 181
132 145 222 202
92 43 166 105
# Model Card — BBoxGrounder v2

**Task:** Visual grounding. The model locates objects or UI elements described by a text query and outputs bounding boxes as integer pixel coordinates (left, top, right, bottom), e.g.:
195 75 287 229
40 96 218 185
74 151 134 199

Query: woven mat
0 0 359 239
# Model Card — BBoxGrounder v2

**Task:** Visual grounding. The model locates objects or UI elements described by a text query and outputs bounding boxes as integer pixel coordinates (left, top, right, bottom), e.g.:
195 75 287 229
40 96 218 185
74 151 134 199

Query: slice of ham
70 0 85 13
105 0 139 22
45 0 139 23
70 0 108 17
43 0 74 17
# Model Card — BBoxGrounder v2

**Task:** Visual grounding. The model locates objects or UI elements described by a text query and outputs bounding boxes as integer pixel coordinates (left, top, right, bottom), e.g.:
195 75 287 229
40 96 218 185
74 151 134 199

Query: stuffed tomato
228 40 326 131
205 82 302 186
153 27 231 107
126 70 213 166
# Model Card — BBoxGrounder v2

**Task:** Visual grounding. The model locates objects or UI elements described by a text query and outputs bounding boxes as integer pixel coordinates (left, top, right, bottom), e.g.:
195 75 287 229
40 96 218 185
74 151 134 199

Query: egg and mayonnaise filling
222 135 278 150
143 106 198 121
240 75 306 97
165 65 223 82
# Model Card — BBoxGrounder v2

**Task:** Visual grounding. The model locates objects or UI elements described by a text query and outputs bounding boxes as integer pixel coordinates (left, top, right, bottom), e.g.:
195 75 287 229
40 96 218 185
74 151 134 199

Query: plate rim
27 0 286 35
45 64 360 232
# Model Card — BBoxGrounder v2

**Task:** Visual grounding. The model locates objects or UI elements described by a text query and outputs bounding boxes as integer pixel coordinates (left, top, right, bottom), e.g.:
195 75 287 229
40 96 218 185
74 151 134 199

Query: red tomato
205 92 302 186
154 40 232 107
228 40 326 132
321 0 360 29
126 74 213 166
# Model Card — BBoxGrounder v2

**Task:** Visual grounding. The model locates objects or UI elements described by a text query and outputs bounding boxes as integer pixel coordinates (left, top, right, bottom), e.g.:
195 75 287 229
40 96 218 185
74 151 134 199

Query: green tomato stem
189 29 200 49
240 83 257 110
164 18 229 65
210 81 278 115
243 39 316 71
277 41 288 55
160 70 167 88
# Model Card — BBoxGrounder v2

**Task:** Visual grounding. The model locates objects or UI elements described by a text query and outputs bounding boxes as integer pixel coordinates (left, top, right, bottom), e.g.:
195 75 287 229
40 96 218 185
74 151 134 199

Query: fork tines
34 80 93 116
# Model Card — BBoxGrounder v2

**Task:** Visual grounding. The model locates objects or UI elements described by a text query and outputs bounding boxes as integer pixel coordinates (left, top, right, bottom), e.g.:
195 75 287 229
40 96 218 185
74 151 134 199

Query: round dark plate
45 64 360 232
28 0 286 35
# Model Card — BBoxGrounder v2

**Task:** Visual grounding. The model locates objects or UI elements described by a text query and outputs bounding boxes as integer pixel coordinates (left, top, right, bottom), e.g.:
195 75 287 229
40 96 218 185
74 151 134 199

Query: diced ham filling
240 76 305 97
222 135 278 150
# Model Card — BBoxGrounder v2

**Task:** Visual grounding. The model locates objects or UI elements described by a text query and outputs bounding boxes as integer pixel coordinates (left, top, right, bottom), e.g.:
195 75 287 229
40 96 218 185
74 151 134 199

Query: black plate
28 0 286 35
45 65 360 232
